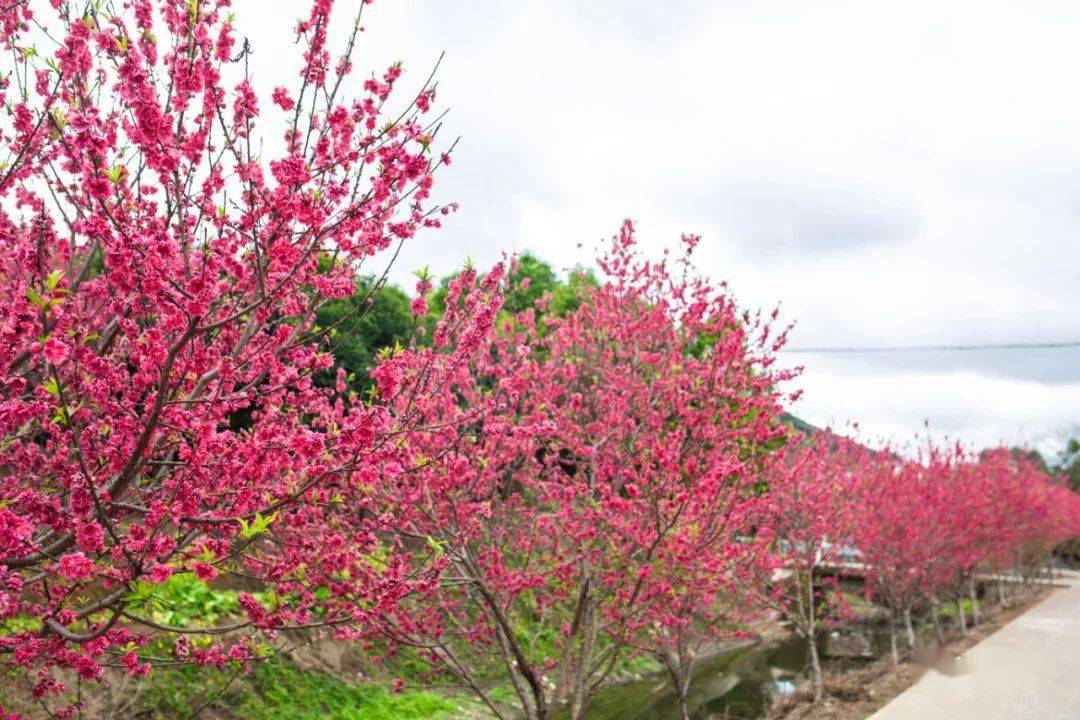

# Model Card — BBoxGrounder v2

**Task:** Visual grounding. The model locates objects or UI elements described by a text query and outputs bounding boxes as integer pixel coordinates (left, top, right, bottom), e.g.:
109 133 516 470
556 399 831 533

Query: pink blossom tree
0 0 477 707
856 446 956 663
760 433 864 701
378 222 796 720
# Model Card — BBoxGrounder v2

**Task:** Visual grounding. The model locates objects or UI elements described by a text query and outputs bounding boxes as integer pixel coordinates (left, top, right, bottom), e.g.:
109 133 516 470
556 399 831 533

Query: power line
782 340 1080 355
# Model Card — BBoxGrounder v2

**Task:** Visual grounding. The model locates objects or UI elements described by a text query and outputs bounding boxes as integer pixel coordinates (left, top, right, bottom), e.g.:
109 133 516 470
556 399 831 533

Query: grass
136 658 471 719
115 577 478 719
938 597 981 621
146 573 243 627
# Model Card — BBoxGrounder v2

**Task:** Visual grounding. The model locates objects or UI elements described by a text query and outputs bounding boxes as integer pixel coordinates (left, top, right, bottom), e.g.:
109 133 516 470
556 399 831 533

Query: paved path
869 572 1080 720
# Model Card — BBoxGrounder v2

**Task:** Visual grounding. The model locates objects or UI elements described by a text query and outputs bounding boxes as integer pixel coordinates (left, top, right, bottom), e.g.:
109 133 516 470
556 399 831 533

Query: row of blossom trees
1 2 1078 719
370 223 1080 720
765 436 1080 703
857 444 1078 648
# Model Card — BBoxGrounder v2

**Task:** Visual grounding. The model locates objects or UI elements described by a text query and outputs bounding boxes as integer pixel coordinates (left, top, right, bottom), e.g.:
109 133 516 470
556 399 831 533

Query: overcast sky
235 0 1080 456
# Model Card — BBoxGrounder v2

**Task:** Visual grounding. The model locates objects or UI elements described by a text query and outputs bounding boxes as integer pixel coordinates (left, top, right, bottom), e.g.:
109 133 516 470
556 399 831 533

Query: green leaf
425 535 446 557
238 511 278 539
123 580 156 607
51 404 77 426
46 270 63 292
49 108 69 129
42 378 60 397
25 286 46 310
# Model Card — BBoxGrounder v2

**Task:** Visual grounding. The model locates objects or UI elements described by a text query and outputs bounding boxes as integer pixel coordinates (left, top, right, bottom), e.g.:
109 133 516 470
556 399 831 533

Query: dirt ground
765 591 1051 720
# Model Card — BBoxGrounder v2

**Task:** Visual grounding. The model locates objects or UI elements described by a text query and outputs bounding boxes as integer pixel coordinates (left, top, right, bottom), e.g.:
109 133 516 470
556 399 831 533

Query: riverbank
765 588 1054 720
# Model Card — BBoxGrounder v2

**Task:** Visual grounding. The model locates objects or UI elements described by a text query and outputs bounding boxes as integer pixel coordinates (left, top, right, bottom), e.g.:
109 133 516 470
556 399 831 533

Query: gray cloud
711 184 921 256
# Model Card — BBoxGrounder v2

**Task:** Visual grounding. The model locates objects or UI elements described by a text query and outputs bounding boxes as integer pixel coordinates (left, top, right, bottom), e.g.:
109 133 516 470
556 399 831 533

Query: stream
582 627 893 720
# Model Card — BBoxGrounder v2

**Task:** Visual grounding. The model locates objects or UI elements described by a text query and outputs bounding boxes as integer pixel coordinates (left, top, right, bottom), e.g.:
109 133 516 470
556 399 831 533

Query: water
583 627 891 720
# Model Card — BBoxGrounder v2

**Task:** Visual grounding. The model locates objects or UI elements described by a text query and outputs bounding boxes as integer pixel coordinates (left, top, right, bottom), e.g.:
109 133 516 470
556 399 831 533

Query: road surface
869 571 1080 720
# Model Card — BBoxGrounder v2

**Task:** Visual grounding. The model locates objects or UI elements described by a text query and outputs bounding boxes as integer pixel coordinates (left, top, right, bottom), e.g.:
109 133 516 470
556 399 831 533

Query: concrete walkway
869 572 1080 720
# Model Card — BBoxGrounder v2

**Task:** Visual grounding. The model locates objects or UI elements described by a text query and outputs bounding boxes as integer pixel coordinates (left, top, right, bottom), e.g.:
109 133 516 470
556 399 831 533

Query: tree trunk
998 577 1008 608
808 629 824 702
930 599 946 646
677 691 691 720
956 595 968 636
969 576 980 626
521 682 546 720
666 653 693 720
902 606 916 649
889 610 899 666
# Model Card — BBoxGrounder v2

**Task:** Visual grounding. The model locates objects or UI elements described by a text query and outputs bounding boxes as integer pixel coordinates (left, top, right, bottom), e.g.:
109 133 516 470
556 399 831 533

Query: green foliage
314 253 597 392
1062 438 1080 493
501 252 559 315
315 279 415 391
0 615 42 635
239 660 459 720
238 510 278 539
545 265 597 318
136 658 466 720
148 573 241 627
783 412 819 437
426 252 597 328
512 601 561 668
502 252 598 319
124 576 478 719
937 597 980 621
1008 446 1050 474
